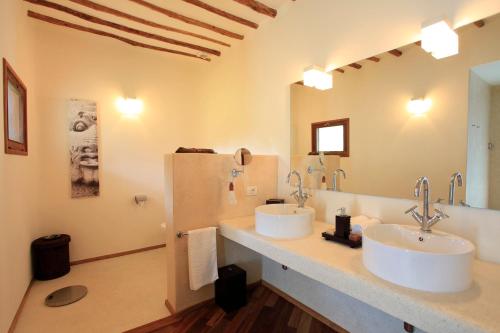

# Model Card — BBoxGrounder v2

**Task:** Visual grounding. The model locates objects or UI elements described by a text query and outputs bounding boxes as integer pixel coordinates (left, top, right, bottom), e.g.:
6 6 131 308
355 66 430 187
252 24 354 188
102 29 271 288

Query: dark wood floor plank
124 285 346 333
264 291 279 307
207 317 231 333
271 299 295 333
288 306 303 328
206 308 226 327
240 290 273 333
310 318 328 333
226 288 271 333
297 312 313 333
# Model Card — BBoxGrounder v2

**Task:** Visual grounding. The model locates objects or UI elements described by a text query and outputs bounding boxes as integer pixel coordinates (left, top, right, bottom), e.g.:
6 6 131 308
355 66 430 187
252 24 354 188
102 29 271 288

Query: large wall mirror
3 58 28 155
291 13 500 210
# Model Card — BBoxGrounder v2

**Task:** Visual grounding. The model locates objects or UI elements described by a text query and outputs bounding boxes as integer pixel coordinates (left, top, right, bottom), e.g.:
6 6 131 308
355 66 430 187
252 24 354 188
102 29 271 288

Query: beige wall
23 0 500 263
2 0 500 329
165 154 277 311
196 1 500 199
0 1 41 332
1 3 211 327
291 19 500 203
30 21 211 261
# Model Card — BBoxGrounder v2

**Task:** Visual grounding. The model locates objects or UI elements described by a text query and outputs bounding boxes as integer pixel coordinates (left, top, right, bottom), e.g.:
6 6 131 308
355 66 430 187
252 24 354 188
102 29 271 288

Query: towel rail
176 227 219 239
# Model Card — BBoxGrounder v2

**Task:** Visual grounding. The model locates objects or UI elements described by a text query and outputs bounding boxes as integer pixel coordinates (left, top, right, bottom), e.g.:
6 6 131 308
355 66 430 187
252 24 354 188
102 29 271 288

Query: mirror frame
3 58 28 156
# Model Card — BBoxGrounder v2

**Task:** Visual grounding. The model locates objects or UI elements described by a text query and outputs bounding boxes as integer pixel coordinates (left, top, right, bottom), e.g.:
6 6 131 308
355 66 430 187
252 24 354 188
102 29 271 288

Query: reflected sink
363 224 475 292
255 204 314 239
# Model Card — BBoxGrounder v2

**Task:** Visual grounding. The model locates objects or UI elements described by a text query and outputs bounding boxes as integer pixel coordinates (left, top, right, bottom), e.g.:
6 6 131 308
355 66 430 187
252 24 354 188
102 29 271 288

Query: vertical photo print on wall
68 99 99 198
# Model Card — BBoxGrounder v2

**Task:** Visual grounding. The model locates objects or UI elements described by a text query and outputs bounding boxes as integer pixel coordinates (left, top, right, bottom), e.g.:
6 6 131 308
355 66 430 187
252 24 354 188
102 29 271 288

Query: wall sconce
116 97 143 117
421 18 458 59
407 98 432 115
303 66 332 90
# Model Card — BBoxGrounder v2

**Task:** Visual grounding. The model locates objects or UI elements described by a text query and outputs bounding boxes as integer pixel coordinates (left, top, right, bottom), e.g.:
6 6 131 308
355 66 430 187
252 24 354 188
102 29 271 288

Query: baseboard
70 244 166 266
8 279 34 333
164 299 175 314
262 280 349 333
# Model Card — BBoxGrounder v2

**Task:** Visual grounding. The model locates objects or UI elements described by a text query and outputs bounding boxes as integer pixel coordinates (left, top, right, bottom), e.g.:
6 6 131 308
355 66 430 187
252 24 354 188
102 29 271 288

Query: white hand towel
351 215 381 235
188 227 219 291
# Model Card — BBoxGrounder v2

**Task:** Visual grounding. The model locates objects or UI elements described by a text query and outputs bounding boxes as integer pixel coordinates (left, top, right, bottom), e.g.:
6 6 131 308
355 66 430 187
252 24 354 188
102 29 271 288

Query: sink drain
45 285 88 307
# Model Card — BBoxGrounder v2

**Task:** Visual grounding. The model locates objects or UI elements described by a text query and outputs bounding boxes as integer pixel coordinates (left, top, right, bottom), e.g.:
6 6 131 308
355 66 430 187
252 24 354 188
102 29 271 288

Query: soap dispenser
334 207 351 239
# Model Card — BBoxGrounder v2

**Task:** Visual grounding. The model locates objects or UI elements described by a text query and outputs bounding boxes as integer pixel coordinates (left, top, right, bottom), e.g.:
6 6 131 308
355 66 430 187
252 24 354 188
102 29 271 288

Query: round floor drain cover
45 285 88 307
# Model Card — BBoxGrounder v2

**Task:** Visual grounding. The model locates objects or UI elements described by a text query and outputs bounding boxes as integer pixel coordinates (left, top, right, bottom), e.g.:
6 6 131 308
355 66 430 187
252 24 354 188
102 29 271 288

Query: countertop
219 216 500 333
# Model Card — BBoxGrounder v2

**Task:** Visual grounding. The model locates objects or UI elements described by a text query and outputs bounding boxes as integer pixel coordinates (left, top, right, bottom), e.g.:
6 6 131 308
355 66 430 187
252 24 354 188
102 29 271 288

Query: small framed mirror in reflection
234 148 253 166
3 58 27 155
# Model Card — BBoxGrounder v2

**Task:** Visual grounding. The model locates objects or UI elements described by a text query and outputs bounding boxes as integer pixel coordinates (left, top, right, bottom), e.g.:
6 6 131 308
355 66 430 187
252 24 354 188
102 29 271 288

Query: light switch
246 185 258 196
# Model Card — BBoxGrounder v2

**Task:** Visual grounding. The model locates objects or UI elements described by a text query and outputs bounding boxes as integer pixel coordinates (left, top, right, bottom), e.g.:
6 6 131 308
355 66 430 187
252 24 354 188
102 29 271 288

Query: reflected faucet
405 176 449 232
332 169 346 192
448 172 463 205
307 153 325 174
287 170 310 208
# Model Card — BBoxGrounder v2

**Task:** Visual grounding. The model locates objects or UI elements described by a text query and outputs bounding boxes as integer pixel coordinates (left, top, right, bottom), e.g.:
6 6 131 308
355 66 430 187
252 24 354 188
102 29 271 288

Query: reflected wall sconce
421 18 458 59
303 66 332 90
116 97 143 117
407 98 432 115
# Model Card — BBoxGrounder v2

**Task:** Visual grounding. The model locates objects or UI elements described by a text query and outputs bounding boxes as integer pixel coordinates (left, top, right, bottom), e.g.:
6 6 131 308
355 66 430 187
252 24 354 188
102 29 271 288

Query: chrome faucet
405 176 449 232
448 172 463 205
287 170 310 208
332 169 346 191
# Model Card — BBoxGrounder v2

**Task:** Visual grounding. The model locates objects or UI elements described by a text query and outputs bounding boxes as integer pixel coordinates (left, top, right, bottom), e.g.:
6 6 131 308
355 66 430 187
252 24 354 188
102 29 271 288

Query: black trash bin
31 234 71 280
215 264 247 313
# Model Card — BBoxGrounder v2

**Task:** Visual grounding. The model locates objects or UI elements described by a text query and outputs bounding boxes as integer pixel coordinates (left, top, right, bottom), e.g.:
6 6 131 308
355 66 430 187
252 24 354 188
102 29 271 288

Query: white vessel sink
363 224 475 293
255 204 314 239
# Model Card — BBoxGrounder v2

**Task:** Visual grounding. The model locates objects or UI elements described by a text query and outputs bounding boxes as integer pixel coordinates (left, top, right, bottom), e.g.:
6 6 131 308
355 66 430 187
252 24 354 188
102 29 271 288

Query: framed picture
68 99 99 198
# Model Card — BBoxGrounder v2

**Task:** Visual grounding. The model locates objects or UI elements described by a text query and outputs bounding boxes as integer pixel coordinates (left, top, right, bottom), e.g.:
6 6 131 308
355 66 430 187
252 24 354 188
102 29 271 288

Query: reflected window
311 118 349 157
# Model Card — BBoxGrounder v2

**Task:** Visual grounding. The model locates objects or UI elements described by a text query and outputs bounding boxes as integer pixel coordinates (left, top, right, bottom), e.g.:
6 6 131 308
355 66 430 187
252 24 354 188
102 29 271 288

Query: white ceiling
25 0 291 62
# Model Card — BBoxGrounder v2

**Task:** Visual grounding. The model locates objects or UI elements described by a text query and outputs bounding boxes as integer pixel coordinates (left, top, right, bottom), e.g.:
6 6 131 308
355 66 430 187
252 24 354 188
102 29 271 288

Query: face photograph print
68 99 99 198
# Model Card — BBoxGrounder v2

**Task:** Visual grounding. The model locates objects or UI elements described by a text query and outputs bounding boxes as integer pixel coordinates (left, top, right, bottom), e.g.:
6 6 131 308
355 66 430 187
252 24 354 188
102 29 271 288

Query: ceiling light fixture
303 66 332 90
421 18 458 59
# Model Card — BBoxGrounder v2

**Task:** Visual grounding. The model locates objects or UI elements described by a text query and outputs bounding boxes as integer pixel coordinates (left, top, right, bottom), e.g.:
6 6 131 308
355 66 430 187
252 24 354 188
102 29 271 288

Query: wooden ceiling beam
474 20 485 28
129 0 244 40
348 63 362 69
233 0 277 18
388 49 403 57
27 11 209 61
182 0 258 29
367 56 380 62
25 0 220 56
68 0 230 47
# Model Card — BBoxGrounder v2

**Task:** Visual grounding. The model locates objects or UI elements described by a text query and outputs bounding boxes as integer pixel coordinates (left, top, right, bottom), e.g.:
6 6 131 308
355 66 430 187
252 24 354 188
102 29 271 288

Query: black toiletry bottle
334 207 351 239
